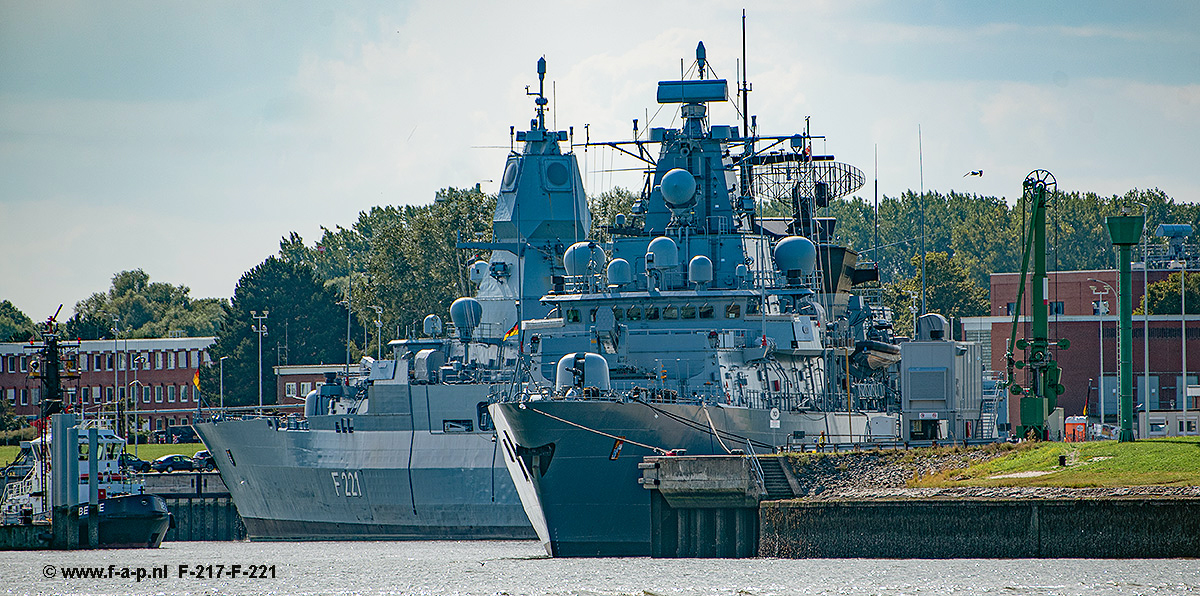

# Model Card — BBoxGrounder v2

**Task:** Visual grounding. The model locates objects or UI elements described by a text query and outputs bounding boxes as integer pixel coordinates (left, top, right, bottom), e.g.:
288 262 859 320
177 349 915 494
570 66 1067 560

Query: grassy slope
914 437 1200 488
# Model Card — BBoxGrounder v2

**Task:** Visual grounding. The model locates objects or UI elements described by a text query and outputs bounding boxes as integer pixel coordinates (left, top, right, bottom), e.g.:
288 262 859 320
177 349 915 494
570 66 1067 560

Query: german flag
503 322 519 341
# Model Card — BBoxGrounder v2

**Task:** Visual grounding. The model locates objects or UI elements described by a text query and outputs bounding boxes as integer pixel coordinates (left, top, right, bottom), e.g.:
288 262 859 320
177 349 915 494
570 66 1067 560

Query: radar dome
423 314 443 336
660 168 697 209
688 255 713 285
646 236 679 270
606 258 632 287
773 236 817 275
449 297 483 337
563 241 606 276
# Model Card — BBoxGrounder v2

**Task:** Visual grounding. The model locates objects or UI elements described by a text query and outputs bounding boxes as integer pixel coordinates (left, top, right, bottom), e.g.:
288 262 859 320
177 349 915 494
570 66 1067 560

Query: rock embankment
780 446 1200 500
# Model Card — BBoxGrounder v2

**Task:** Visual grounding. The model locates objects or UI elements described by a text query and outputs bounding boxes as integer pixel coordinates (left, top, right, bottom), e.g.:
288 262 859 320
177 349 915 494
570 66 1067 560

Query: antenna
919 125 926 316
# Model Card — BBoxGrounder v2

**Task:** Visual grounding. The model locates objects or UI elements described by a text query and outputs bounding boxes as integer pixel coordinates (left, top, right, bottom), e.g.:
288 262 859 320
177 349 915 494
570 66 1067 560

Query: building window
1006 302 1016 316
180 385 188 402
155 419 163 431
300 382 312 396
142 386 151 403
118 387 126 401
168 417 176 427
6 389 14 405
155 386 163 403
168 386 176 403
76 354 86 372
180 351 189 369
106 387 114 402
19 356 27 372
155 352 163 370
106 354 114 370
286 383 297 398
1049 301 1065 315
118 353 126 371
20 389 27 406
182 416 190 426
167 352 175 370
80 387 90 404
143 353 150 370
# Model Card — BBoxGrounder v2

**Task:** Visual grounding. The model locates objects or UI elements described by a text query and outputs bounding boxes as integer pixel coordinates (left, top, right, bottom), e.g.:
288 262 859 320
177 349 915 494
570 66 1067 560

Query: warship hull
490 400 889 556
195 384 535 541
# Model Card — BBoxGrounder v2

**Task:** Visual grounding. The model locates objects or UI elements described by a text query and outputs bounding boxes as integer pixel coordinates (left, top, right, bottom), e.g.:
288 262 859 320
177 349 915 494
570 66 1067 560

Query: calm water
1 540 1196 596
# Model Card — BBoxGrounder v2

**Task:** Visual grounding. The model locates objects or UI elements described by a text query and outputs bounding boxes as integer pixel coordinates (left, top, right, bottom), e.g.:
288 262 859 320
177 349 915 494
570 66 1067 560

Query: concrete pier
641 454 1200 558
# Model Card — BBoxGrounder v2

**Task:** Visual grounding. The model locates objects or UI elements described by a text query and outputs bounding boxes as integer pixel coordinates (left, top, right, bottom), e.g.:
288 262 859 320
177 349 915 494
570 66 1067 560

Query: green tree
884 251 989 337
199 257 353 407
0 300 36 342
587 187 638 242
1142 271 1200 315
63 270 227 339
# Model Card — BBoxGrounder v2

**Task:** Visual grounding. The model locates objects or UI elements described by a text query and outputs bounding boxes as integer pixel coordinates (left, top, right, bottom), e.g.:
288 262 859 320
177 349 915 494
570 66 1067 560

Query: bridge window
626 307 642 321
680 305 697 319
663 305 678 320
613 307 625 321
566 309 581 323
699 304 714 319
645 306 660 321
726 304 741 319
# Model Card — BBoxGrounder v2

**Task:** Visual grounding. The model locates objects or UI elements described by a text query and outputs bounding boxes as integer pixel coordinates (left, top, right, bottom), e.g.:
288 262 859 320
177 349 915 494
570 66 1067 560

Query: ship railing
559 274 605 294
704 215 735 235
1 470 35 504
740 390 821 412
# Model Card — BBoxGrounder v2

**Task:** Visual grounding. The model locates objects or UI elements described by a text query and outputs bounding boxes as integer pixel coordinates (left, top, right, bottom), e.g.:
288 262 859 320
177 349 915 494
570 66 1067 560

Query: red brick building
0 336 214 434
964 266 1200 438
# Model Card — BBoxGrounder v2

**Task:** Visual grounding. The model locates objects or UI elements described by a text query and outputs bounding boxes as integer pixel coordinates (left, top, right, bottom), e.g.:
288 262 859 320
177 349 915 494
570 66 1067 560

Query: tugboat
193 57 589 540
0 311 170 548
488 41 905 556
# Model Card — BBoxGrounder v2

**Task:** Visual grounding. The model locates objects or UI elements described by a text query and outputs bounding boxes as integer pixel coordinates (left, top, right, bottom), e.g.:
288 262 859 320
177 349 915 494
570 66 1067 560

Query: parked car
118 453 151 473
192 450 215 471
151 454 194 473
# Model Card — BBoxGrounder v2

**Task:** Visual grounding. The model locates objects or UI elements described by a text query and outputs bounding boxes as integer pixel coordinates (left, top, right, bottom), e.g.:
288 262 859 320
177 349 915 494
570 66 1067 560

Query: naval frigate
194 58 588 540
489 41 988 557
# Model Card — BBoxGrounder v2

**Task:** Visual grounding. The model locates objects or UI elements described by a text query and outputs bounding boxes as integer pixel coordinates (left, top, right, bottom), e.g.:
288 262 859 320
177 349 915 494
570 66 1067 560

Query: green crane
1005 170 1069 440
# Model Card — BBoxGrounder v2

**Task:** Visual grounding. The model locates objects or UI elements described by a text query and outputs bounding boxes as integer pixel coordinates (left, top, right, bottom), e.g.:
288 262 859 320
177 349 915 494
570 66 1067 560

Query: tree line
5 184 1196 408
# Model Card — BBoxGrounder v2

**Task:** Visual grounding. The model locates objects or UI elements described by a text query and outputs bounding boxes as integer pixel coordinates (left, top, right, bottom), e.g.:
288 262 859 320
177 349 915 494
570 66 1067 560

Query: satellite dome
688 255 713 285
614 213 626 227
773 236 817 275
646 236 679 270
660 168 697 209
563 241 606 276
606 258 632 287
422 314 443 336
449 297 483 337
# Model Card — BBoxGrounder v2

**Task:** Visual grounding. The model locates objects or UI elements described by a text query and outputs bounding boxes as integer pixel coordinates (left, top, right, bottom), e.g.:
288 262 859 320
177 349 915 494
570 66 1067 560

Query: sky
2 0 1198 321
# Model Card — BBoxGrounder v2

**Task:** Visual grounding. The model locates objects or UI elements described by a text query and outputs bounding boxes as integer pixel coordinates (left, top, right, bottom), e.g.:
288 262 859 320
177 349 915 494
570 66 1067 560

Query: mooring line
526 405 669 455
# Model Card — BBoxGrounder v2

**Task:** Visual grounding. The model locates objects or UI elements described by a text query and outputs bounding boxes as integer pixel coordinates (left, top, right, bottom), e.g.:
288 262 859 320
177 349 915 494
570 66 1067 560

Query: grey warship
489 42 987 556
194 58 588 540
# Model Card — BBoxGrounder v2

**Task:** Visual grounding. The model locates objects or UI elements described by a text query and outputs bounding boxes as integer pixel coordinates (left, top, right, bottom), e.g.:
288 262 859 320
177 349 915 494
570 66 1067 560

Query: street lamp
1155 223 1193 423
1089 278 1114 426
127 378 142 458
219 356 229 410
251 310 269 415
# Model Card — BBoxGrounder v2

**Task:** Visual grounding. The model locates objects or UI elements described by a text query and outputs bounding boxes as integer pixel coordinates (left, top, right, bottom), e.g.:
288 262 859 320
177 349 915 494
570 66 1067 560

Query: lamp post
251 311 269 415
1154 223 1193 425
127 379 141 458
1089 278 1115 426
369 306 383 359
110 315 121 435
219 356 229 410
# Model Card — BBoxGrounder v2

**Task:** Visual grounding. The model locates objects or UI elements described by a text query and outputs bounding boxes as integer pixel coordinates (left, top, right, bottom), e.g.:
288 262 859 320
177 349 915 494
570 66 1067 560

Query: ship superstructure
489 42 912 557
194 59 588 541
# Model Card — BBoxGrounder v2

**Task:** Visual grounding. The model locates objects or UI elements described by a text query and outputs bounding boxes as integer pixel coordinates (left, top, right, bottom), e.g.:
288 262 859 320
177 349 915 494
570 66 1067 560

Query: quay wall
759 498 1200 558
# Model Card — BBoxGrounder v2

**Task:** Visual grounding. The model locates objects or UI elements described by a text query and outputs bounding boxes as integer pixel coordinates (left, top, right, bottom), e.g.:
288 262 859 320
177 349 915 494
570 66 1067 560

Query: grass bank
913 437 1200 488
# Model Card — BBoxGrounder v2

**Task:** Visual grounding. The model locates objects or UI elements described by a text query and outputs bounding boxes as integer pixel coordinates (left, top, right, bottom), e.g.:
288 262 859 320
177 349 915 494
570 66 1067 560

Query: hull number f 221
330 470 364 497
